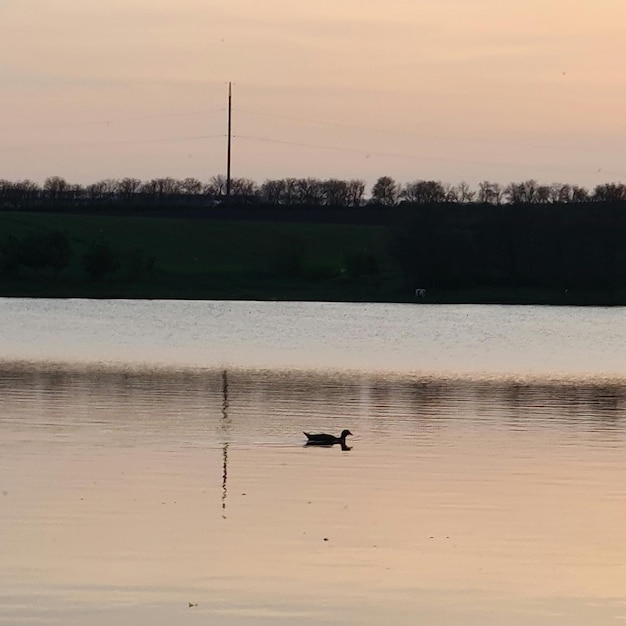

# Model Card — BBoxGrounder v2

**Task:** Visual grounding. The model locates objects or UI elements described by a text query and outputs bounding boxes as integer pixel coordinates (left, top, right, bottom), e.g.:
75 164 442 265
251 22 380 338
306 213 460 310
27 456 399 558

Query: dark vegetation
0 212 394 301
1 175 625 304
3 174 626 213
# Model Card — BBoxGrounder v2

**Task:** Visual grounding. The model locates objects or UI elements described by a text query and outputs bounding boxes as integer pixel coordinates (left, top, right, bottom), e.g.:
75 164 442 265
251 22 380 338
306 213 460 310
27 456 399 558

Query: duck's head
341 429 353 439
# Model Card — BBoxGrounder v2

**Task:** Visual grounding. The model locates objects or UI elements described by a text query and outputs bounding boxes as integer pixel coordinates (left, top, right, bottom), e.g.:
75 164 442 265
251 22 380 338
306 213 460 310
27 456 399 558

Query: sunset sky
1 0 625 190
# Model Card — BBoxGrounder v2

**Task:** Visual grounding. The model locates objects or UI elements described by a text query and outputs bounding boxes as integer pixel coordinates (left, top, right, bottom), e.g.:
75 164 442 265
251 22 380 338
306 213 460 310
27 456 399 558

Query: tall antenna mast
226 82 232 198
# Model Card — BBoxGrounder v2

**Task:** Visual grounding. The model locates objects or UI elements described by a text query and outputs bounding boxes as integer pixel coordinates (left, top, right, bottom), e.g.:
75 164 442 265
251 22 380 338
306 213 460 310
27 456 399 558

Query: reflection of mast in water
221 369 230 519
222 442 229 518
222 369 229 420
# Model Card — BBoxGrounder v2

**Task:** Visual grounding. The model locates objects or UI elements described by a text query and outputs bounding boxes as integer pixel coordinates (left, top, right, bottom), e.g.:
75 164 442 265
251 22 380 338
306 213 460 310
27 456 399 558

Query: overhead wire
233 133 515 167
2 134 226 150
233 106 614 152
0 108 226 135
0 100 620 180
234 107 525 148
233 134 624 178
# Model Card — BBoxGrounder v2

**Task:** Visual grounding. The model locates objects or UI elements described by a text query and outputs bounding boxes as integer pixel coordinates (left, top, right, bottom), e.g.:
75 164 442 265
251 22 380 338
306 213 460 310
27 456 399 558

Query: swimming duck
303 429 353 446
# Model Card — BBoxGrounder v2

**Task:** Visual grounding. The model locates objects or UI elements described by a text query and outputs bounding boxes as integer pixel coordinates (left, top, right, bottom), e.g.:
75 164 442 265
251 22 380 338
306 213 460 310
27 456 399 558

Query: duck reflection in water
304 429 353 450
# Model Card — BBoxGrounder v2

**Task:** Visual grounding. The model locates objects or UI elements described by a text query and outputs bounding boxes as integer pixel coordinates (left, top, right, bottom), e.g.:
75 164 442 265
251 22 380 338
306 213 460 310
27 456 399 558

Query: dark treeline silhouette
2 174 626 213
391 201 626 297
2 173 626 303
0 175 365 211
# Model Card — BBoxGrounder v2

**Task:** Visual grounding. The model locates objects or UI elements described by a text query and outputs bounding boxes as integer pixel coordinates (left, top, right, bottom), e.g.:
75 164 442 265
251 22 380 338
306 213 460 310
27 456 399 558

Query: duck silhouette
303 429 352 447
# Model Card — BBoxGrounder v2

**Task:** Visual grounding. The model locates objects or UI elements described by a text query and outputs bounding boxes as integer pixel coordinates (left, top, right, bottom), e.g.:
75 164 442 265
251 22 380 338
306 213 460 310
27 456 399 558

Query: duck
303 429 353 446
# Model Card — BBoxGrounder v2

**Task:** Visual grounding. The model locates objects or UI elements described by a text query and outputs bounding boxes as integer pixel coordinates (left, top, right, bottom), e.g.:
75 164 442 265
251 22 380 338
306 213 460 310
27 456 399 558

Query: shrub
82 240 120 281
0 236 20 275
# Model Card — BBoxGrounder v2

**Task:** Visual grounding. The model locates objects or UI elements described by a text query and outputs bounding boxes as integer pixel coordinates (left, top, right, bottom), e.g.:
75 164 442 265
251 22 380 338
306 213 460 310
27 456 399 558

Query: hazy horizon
1 0 625 189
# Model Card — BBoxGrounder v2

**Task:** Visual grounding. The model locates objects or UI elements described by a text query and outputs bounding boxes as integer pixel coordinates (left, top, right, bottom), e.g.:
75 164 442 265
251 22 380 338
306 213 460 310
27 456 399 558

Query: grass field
0 211 404 301
1 211 624 305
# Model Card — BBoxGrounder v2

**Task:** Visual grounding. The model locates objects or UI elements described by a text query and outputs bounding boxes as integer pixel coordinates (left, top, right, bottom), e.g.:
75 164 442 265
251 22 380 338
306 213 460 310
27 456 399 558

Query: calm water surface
1 298 626 625
2 297 625 378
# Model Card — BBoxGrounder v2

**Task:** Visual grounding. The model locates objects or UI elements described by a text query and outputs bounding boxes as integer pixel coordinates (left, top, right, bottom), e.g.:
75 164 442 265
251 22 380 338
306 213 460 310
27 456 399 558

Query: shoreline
1 210 624 307
0 286 623 306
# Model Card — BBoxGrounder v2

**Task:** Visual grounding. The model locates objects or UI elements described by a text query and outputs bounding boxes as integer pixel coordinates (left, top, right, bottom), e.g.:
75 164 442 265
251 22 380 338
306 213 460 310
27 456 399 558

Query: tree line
390 201 626 298
1 175 626 211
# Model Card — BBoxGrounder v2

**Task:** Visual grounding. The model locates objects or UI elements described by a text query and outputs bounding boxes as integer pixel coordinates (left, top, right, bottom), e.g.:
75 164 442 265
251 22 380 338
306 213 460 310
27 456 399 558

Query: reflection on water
304 441 352 451
222 369 229 518
222 442 229 518
2 363 626 625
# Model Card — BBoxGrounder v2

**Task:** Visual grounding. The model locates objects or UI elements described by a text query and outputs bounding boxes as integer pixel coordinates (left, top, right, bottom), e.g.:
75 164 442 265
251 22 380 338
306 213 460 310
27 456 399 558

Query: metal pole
226 82 232 198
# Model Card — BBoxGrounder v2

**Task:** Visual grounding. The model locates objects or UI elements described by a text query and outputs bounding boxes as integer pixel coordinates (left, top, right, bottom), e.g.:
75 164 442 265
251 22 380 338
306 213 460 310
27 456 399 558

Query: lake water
1 298 626 625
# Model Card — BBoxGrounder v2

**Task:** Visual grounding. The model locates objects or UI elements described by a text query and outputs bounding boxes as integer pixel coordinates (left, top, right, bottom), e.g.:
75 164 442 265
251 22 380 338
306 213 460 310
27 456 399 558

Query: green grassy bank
0 211 404 301
1 211 624 305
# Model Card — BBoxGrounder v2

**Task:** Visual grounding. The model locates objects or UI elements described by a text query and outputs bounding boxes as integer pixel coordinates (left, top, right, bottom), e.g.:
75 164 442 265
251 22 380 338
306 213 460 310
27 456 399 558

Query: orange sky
1 0 625 189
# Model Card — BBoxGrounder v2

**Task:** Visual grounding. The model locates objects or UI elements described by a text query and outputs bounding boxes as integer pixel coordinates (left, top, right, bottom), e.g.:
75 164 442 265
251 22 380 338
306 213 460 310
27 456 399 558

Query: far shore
1 284 623 306
1 210 624 307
